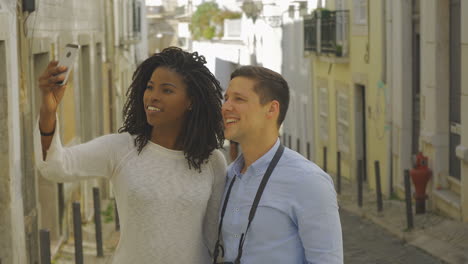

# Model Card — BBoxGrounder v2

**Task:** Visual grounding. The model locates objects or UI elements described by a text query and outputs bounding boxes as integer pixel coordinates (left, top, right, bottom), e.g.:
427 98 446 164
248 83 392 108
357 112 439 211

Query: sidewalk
335 176 468 264
52 179 468 264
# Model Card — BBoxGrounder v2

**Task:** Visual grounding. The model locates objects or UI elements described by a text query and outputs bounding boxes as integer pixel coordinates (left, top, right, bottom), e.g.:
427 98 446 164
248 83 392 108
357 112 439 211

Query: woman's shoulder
206 149 227 176
97 132 134 146
209 149 226 165
92 132 136 155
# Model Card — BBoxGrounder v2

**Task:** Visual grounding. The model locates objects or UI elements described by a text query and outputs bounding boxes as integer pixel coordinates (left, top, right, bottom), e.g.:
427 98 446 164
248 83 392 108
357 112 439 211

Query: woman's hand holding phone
39 44 79 116
38 60 68 115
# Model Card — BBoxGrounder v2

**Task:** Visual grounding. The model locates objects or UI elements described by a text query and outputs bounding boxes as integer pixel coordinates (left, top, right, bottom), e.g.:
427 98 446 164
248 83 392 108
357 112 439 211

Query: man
215 66 343 263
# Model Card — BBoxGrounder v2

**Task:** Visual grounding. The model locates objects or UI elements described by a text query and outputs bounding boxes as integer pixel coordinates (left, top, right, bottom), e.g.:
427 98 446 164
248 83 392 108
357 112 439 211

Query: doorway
449 0 461 180
412 0 421 156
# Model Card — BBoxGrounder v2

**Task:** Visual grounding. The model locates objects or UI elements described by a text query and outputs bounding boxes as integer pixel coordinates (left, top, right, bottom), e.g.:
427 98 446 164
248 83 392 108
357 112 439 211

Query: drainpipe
384 0 394 196
317 0 321 54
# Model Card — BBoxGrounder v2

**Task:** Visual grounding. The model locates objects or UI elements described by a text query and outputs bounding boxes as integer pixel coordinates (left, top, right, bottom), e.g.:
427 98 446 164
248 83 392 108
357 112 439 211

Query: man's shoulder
279 148 323 174
277 147 334 188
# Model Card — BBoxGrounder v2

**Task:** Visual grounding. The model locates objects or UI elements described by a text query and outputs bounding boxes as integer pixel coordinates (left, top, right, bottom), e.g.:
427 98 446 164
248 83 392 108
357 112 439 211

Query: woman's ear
188 99 193 111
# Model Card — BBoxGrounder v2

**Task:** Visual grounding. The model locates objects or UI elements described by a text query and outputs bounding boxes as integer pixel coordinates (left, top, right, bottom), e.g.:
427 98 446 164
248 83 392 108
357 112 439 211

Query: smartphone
57 44 80 85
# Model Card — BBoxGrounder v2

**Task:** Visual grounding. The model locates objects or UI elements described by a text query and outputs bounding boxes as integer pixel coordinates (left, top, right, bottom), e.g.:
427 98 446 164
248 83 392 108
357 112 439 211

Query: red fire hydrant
410 152 432 214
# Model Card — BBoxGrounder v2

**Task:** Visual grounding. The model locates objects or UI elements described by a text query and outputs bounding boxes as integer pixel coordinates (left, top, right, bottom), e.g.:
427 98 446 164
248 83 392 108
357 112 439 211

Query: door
412 0 421 156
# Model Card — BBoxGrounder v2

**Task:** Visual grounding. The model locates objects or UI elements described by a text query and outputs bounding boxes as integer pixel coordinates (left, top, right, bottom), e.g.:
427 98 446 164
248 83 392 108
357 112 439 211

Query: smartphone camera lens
66 52 71 58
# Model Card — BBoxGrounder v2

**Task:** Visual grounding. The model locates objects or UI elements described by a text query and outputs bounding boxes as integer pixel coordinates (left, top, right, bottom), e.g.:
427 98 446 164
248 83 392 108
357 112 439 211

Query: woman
34 47 227 263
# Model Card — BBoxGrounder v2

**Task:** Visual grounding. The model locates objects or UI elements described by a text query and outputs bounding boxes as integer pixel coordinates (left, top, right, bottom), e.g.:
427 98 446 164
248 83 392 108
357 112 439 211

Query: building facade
387 0 468 222
306 0 468 222
306 0 388 193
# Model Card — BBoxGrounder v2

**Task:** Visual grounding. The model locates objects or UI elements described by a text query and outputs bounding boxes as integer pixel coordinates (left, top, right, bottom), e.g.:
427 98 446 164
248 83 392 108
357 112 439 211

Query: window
336 0 346 10
133 0 142 34
319 87 329 142
353 0 367 25
337 92 350 153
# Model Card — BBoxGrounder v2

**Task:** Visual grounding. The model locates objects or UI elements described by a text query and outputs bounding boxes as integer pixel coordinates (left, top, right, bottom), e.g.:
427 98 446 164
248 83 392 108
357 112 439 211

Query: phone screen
57 44 80 85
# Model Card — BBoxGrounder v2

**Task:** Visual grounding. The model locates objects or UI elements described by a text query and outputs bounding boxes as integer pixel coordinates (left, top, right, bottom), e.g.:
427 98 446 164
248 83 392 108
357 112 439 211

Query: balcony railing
304 10 349 57
304 14 318 52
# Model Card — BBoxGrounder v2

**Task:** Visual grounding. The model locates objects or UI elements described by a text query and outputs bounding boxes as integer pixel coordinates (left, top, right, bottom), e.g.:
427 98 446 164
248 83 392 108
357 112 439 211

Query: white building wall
0 2 27 263
460 0 468 222
387 0 413 191
281 13 314 158
0 0 147 261
388 0 467 222
192 41 250 90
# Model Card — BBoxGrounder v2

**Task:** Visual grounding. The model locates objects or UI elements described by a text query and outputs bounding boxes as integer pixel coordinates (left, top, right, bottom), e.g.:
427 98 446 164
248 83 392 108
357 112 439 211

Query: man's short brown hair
230 66 290 127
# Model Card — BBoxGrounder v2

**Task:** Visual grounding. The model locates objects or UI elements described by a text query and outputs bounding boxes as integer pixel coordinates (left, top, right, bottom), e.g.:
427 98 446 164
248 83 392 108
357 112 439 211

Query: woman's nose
148 89 161 101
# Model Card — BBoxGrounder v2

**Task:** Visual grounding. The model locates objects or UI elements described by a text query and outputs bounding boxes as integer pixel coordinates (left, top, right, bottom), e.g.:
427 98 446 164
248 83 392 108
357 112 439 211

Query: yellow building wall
312 0 390 195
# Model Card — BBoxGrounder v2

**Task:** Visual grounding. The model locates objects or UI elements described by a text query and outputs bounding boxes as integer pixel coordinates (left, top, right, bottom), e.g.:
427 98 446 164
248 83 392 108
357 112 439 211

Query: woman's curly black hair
118 47 224 171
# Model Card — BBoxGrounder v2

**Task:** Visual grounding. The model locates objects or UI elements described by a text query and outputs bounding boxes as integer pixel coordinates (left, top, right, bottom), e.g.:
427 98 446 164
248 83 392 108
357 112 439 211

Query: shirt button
234 234 239 238
235 208 239 212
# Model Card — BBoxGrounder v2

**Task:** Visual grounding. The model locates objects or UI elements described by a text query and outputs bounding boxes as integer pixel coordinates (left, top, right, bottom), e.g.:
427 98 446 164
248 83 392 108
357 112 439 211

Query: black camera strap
213 144 285 264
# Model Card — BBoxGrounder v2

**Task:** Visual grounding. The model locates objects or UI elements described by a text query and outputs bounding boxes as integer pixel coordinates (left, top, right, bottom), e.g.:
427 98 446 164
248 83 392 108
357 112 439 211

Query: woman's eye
163 89 173 94
146 85 153 90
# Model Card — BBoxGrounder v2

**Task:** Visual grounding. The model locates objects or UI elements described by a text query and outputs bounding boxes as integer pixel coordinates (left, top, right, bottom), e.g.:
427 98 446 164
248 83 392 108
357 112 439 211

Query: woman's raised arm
38 60 68 160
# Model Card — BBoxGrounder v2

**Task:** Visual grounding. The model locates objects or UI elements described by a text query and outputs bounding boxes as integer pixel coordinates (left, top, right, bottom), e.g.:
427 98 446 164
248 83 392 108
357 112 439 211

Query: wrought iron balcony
304 13 318 52
304 10 349 58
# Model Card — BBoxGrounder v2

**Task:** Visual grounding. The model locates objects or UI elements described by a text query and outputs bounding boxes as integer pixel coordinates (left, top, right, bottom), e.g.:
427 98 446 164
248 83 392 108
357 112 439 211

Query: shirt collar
228 138 281 179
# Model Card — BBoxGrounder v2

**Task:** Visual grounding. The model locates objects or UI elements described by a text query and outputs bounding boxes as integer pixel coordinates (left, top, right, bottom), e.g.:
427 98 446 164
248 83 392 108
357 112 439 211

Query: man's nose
221 99 232 112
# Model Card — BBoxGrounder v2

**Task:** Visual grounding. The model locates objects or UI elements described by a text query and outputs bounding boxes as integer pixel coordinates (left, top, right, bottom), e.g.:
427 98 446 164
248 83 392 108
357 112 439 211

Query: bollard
115 199 120 231
375 161 383 212
297 138 301 153
93 187 104 257
363 159 367 182
404 170 414 229
73 202 84 264
323 146 327 172
357 160 363 207
337 152 341 194
58 183 64 234
39 229 51 264
307 142 311 160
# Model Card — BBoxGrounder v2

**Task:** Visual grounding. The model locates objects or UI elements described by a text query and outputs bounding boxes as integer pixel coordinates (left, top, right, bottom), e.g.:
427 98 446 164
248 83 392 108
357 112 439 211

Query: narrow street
341 209 445 264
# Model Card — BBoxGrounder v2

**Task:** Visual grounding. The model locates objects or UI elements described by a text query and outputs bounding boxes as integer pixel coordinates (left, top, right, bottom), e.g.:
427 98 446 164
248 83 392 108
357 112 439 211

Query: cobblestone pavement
341 208 445 264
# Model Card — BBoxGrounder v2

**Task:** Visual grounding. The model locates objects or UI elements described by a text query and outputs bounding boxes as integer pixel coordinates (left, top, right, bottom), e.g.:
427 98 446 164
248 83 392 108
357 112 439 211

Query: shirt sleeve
203 149 227 256
34 116 128 182
294 169 344 264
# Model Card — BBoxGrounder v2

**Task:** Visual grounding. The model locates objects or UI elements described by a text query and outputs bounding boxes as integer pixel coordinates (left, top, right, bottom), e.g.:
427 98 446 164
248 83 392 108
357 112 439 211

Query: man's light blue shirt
221 139 343 263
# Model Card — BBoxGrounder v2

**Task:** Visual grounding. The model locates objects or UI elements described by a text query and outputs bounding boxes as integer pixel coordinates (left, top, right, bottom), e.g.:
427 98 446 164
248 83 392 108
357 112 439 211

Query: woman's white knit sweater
34 120 227 263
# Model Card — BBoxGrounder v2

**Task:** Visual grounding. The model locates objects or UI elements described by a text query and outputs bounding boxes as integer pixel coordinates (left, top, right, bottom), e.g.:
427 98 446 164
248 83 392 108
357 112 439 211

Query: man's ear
266 100 280 120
